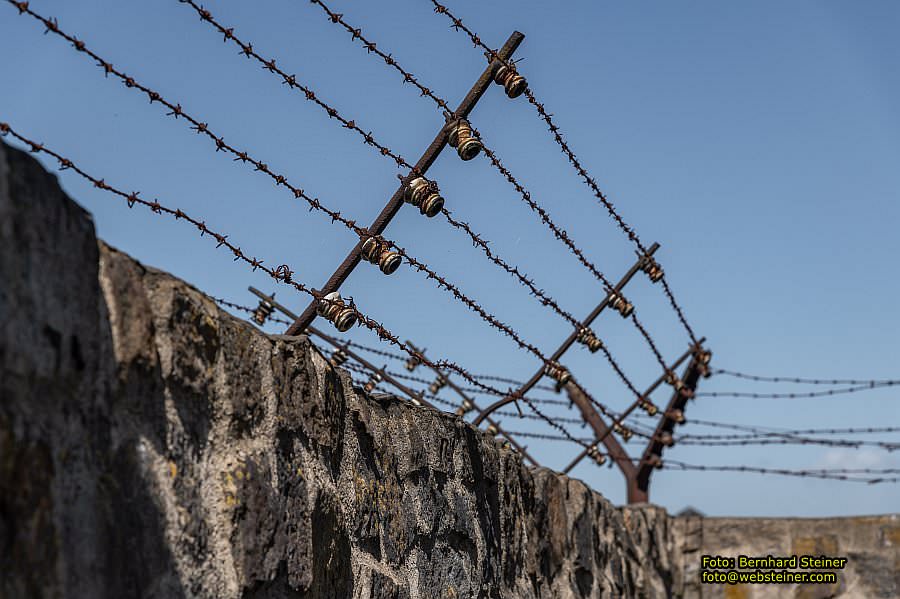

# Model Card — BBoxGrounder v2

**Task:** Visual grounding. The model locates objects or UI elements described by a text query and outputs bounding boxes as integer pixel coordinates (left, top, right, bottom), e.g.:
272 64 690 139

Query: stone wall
1 140 896 598
0 141 670 598
670 513 899 598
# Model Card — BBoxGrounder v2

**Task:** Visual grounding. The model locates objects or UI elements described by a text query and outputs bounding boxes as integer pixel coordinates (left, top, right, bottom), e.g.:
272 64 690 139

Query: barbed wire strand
177 0 664 404
3 3 626 425
711 368 900 387
304 0 677 383
427 0 700 347
0 123 583 442
697 382 898 399
510 427 899 450
660 461 899 484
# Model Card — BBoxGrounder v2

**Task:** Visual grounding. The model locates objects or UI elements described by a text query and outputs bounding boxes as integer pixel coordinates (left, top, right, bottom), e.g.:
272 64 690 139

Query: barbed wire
306 0 678 388
696 382 897 399
340 338 562 393
676 437 900 450
0 123 572 438
212 297 574 408
711 368 900 387
176 0 662 415
679 418 900 438
505 427 899 450
427 0 700 347
214 296 293 325
660 460 900 484
3 3 621 418
344 339 406 362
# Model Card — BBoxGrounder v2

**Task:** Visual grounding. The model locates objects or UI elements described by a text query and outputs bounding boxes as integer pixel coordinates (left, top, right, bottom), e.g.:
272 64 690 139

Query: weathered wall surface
1 140 897 599
0 141 671 598
671 513 899 598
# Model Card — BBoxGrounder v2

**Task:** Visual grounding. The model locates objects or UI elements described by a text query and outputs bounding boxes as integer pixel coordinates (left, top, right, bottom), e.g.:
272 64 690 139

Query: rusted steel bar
562 338 704 474
285 31 526 335
633 352 707 503
406 341 540 467
563 383 636 480
473 243 660 425
249 287 435 409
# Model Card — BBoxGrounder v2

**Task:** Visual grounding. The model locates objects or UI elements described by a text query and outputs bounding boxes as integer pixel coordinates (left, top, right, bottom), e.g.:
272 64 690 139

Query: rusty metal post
562 339 704 474
406 341 540 467
633 352 707 503
285 31 526 336
473 243 660 425
563 383 637 483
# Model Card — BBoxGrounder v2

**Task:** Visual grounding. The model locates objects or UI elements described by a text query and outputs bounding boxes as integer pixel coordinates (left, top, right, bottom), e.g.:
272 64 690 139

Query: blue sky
2 0 898 517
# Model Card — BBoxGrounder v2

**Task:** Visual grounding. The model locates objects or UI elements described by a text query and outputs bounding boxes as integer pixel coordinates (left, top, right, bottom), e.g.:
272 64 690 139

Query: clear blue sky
2 0 898 517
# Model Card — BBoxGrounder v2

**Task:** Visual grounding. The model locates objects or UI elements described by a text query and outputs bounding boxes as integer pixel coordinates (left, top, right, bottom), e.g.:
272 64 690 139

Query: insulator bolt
608 291 634 318
640 255 664 283
329 348 349 367
493 64 527 98
404 354 421 372
428 375 447 395
659 432 674 447
665 372 691 398
363 372 383 393
613 423 633 441
666 409 685 424
640 400 658 416
454 397 475 417
361 236 402 275
317 291 358 332
405 177 444 218
544 362 571 385
698 350 713 378
252 299 275 325
647 454 664 469
576 327 603 353
586 445 607 466
486 423 499 436
447 119 483 161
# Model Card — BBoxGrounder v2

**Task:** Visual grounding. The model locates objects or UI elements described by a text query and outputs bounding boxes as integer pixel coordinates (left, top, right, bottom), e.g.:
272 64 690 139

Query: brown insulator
666 409 685 424
586 445 607 466
544 362 571 385
576 327 604 353
317 292 358 332
658 432 674 447
697 349 713 378
428 375 447 395
665 372 692 398
404 177 444 218
363 371 383 393
486 423 499 437
646 454 664 469
404 354 421 372
640 255 664 283
608 291 634 318
361 236 402 275
613 423 633 441
447 119 483 161
329 348 349 367
454 397 475 417
492 64 527 98
640 400 659 417
252 299 274 325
